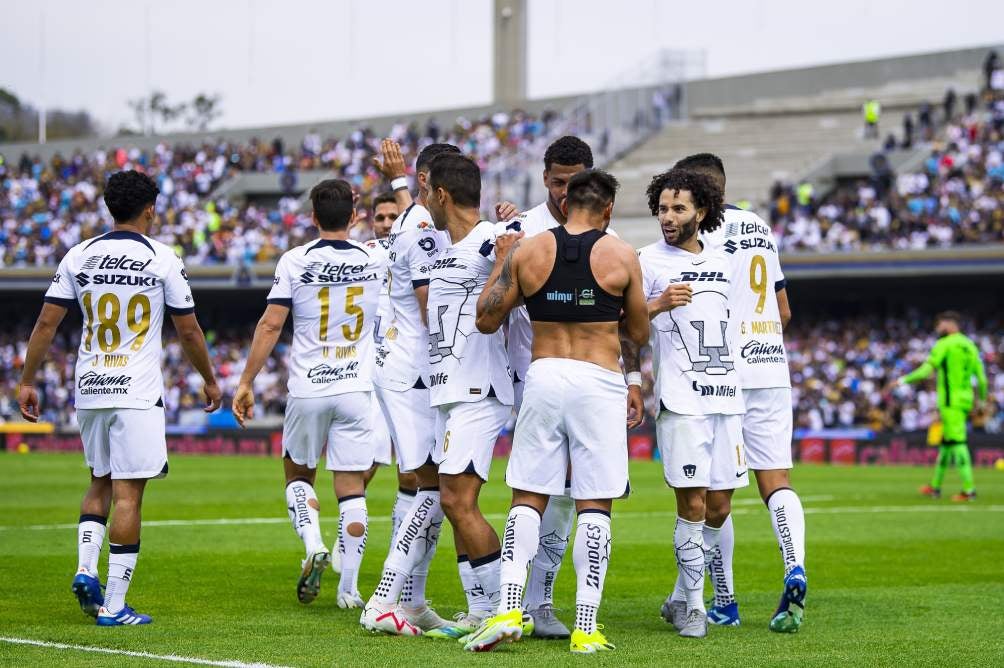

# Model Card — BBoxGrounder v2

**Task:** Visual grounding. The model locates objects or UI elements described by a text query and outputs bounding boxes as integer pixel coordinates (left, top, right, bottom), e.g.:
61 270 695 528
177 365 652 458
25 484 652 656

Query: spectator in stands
863 99 881 139
902 113 914 149
943 88 957 122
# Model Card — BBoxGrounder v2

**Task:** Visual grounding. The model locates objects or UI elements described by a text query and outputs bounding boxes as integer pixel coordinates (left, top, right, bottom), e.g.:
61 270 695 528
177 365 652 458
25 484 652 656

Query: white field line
5 497 1003 532
0 636 293 668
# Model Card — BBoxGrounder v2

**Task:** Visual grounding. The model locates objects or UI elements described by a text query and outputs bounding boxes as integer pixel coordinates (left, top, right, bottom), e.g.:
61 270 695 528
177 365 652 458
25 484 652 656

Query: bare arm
620 321 645 430
233 304 288 426
171 313 222 412
414 284 430 327
776 287 792 329
647 283 692 320
17 303 68 422
476 235 524 334
621 251 651 347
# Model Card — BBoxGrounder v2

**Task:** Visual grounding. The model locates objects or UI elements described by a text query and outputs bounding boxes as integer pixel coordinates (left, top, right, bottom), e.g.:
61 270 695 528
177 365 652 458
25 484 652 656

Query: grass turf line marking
0 636 293 668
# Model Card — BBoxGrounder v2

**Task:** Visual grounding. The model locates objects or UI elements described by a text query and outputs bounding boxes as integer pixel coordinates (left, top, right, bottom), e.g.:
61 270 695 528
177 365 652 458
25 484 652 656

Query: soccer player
892 311 987 502
362 192 418 543
359 141 460 636
466 169 649 654
685 153 808 632
418 153 515 638
638 168 747 639
496 136 645 638
233 179 388 609
18 170 222 626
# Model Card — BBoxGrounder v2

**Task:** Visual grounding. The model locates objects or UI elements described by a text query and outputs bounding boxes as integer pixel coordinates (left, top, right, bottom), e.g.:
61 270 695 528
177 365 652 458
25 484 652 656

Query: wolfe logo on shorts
682 464 697 479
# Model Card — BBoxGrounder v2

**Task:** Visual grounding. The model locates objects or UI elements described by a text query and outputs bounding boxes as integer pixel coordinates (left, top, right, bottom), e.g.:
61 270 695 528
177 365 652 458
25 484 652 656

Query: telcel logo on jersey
77 371 132 395
95 254 153 272
300 262 378 284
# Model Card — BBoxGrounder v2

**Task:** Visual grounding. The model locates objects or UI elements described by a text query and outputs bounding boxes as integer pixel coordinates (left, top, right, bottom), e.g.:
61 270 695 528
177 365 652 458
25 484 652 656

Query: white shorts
507 358 629 500
742 388 794 470
371 394 393 466
657 411 749 491
434 398 511 481
375 384 436 473
77 405 167 480
283 392 374 472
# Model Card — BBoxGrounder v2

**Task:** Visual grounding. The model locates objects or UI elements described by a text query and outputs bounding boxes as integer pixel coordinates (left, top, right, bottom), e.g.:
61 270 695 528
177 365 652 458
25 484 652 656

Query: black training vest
524 226 623 323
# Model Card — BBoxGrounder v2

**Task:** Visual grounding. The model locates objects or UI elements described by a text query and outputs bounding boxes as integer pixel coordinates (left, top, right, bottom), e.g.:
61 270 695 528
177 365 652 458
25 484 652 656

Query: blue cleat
769 566 806 633
71 570 104 618
707 602 741 626
96 605 152 626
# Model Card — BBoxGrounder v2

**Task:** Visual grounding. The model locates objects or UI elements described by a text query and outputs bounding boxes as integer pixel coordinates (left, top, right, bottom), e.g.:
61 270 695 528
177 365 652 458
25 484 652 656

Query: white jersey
374 203 447 391
44 230 194 410
703 206 791 389
367 236 393 346
427 221 514 407
497 201 619 381
267 238 388 398
639 241 745 416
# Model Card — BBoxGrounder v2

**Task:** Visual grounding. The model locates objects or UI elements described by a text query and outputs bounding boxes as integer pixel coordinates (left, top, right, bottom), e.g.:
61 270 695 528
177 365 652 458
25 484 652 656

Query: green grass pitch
1 452 1002 667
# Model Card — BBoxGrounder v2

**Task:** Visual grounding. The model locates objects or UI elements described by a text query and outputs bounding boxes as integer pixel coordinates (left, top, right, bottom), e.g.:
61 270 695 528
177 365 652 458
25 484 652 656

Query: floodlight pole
493 0 527 106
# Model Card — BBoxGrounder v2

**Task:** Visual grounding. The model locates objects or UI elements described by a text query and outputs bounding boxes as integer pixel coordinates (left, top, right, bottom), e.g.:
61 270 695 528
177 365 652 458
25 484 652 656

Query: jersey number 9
749 255 767 314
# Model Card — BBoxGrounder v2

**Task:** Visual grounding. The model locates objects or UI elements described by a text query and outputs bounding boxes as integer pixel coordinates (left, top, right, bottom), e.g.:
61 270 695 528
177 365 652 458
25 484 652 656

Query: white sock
709 514 736 607
104 543 139 614
379 489 442 606
523 492 574 611
337 496 367 595
674 517 705 612
286 480 325 557
458 556 489 616
573 510 611 634
77 514 106 577
767 488 806 575
390 488 416 552
471 551 502 615
498 505 542 613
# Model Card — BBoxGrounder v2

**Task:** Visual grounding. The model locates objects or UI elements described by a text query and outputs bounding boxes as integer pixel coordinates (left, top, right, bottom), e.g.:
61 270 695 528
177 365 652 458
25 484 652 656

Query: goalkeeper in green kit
893 312 988 502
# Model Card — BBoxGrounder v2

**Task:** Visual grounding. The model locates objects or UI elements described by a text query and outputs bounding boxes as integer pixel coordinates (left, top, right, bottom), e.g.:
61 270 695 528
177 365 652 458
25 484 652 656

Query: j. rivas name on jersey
299 262 379 284
306 361 359 384
740 340 786 364
77 370 132 395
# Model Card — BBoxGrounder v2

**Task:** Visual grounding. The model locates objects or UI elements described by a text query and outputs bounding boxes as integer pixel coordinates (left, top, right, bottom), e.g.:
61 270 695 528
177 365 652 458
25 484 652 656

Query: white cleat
402 603 449 632
360 600 422 636
337 590 365 609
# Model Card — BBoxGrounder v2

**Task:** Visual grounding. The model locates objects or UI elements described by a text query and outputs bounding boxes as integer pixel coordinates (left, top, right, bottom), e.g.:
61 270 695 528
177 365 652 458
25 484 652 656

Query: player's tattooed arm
476 234 524 333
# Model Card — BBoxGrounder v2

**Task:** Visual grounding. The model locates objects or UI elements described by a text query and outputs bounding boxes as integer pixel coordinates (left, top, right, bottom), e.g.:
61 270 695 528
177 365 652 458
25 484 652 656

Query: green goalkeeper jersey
901 332 988 410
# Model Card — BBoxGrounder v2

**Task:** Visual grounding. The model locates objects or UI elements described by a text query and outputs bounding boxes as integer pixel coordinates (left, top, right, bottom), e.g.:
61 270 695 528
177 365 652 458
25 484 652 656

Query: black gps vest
524 226 623 323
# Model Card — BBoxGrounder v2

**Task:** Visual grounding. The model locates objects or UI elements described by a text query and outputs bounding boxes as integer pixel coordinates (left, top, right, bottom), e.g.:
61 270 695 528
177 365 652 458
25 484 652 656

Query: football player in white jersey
361 192 418 546
494 137 646 638
359 141 460 636
418 153 515 639
679 153 806 633
18 170 222 626
638 168 748 640
233 179 388 609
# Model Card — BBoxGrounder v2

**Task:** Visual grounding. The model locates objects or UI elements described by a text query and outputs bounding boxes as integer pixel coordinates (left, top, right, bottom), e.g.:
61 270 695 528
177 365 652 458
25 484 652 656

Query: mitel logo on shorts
77 371 132 395
682 464 697 479
306 362 359 384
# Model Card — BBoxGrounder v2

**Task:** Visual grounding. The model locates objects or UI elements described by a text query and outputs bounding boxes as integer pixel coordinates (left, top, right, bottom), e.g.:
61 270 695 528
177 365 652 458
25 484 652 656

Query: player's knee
440 487 476 519
347 521 365 538
676 492 705 520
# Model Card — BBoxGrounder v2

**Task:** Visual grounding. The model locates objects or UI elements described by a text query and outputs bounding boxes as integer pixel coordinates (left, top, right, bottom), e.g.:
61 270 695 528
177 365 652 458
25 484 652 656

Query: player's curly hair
645 168 725 233
544 135 594 170
103 170 160 222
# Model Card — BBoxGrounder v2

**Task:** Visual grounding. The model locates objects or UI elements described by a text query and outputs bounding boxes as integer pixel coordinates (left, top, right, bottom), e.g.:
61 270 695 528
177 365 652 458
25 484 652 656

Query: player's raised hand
660 283 692 311
626 384 645 429
18 383 40 423
371 139 407 180
231 383 254 427
494 230 525 262
495 201 519 222
203 381 223 414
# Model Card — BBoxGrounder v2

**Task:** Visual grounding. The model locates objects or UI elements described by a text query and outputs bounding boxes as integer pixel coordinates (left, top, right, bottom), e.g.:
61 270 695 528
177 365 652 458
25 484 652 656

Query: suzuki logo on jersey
92 275 157 286
678 271 727 283
546 290 574 303
84 254 154 272
306 361 359 384
77 371 132 395
301 261 378 283
690 320 735 374
75 272 91 287
728 237 776 253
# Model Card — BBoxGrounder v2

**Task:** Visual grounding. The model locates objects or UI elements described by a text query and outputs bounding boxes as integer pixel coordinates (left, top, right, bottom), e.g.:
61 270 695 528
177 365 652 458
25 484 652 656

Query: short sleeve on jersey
164 255 195 315
267 254 294 308
43 253 77 309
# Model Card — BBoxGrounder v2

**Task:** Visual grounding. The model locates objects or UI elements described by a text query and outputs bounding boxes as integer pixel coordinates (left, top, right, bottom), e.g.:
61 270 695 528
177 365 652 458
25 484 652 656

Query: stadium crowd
3 314 1001 435
0 110 557 267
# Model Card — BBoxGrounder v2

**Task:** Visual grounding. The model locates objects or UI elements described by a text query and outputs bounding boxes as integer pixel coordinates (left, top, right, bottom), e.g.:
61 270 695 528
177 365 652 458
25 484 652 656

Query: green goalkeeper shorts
939 405 970 445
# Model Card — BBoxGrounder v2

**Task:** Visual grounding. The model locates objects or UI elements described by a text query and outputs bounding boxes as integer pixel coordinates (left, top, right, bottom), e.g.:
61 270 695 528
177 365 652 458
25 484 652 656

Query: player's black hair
936 310 962 324
646 168 725 233
428 153 481 209
372 191 397 209
564 169 619 214
103 170 160 222
544 135 594 171
309 178 355 231
673 152 726 179
416 143 461 173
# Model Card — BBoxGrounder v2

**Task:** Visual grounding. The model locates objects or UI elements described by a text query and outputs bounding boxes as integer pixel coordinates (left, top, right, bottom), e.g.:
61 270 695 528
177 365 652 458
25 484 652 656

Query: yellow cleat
462 609 524 652
569 626 615 654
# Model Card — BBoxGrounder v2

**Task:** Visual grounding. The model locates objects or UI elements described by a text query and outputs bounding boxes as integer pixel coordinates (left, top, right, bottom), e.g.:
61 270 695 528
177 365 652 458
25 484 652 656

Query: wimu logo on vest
77 371 132 395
